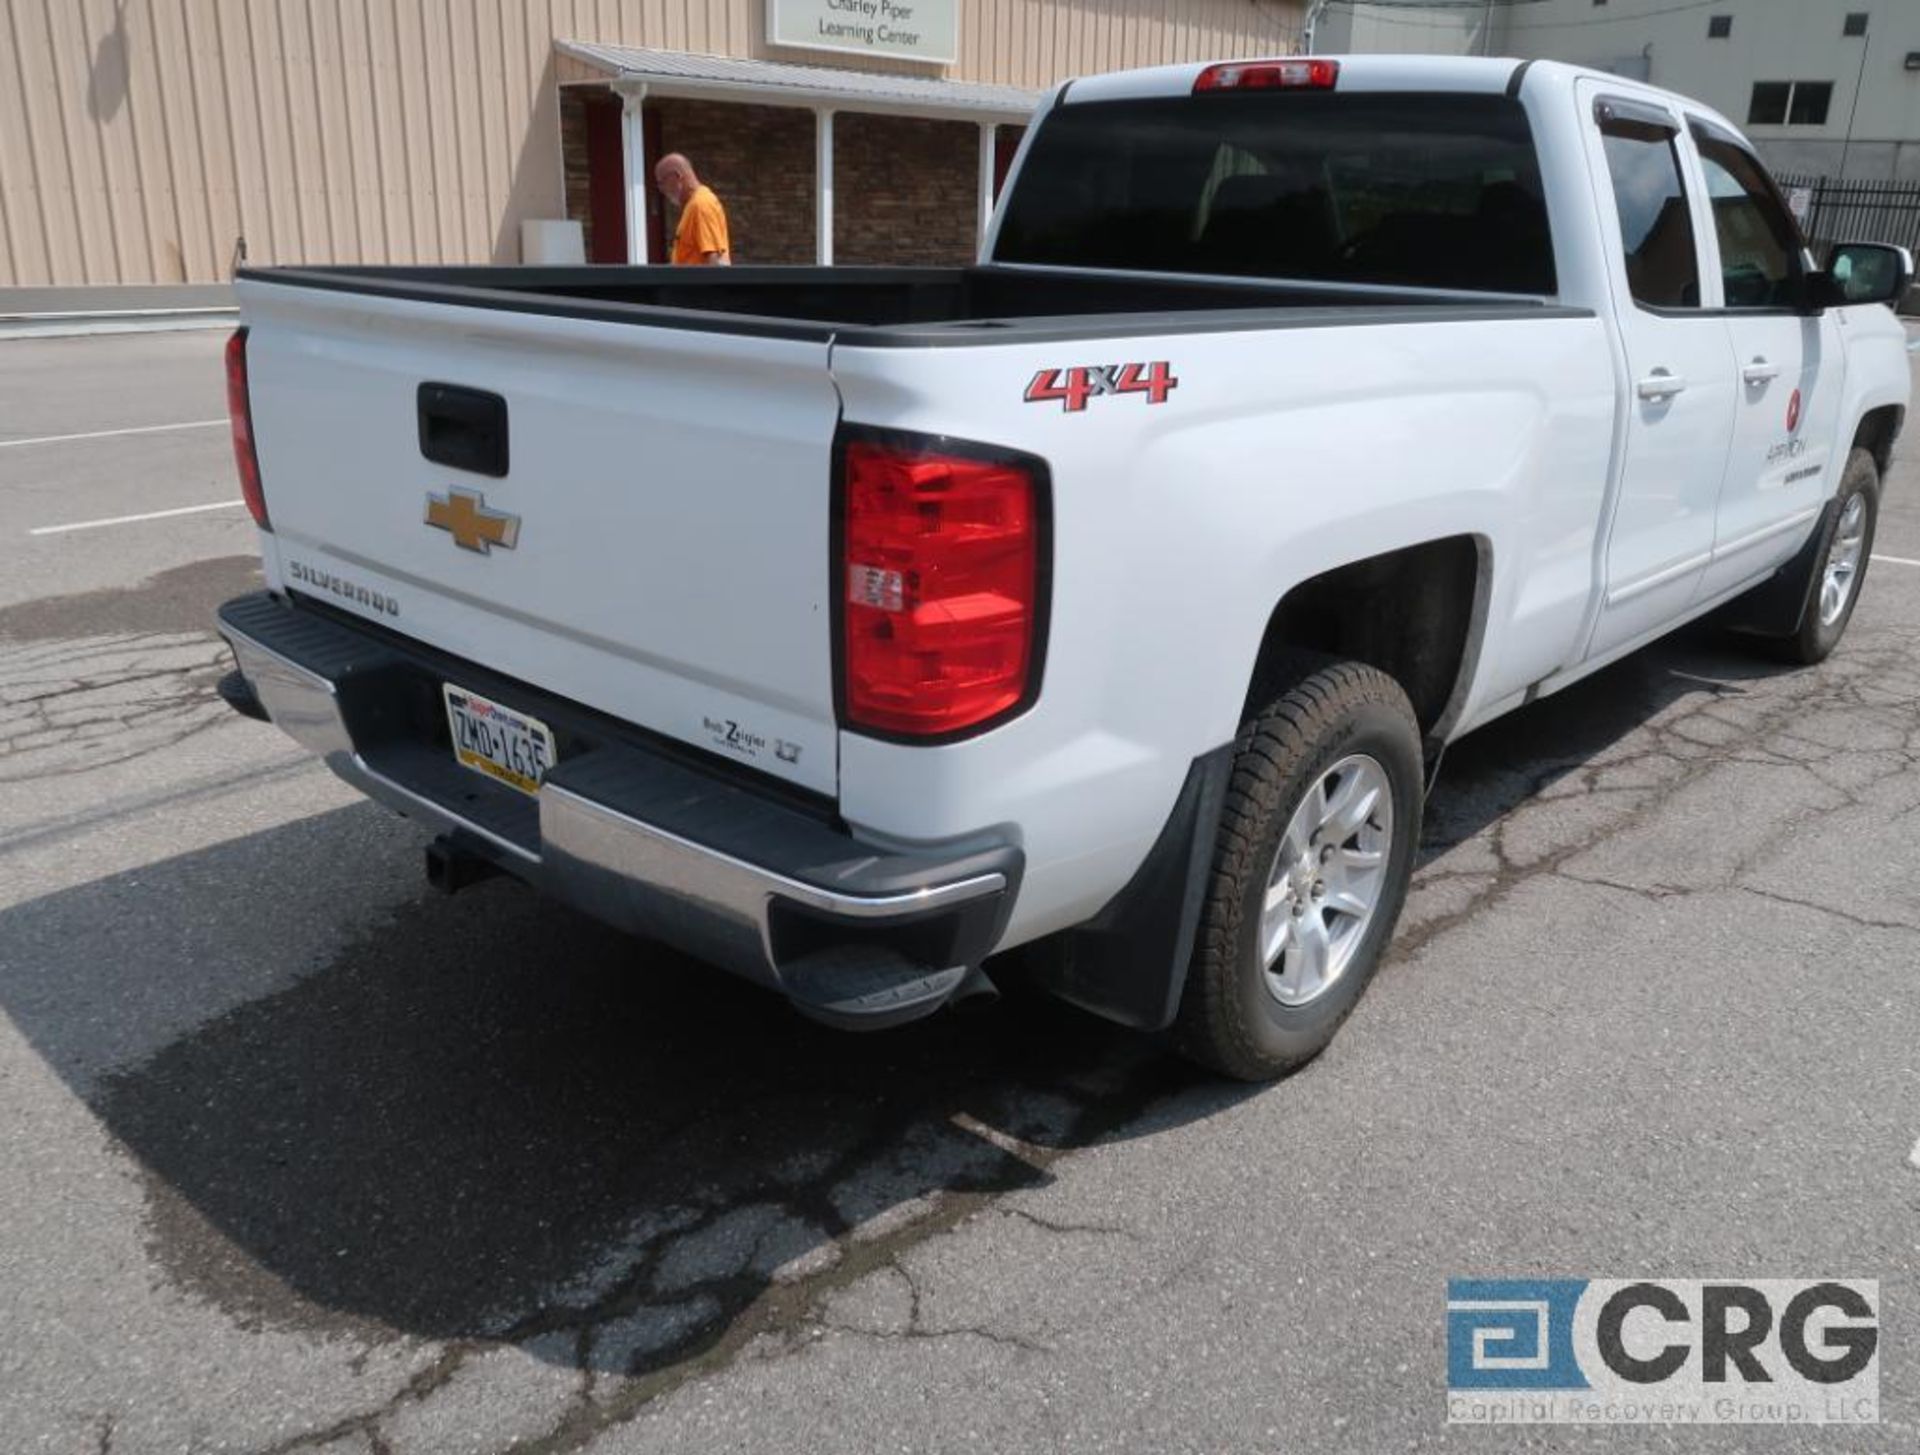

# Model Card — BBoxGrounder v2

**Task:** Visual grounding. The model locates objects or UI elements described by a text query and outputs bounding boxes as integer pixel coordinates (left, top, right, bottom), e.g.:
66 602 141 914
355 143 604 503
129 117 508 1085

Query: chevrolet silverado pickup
217 55 1912 1079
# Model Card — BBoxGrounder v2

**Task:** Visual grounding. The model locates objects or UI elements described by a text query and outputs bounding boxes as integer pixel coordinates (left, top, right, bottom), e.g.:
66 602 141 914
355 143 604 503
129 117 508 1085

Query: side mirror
1817 242 1915 308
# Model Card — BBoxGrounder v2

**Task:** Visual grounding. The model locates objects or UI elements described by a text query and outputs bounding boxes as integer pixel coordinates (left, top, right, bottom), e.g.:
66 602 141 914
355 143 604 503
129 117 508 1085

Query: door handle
1636 370 1687 401
1742 358 1782 385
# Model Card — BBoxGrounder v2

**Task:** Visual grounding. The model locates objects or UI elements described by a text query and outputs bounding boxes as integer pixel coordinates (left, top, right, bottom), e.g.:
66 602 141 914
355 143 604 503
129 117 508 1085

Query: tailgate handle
418 383 509 478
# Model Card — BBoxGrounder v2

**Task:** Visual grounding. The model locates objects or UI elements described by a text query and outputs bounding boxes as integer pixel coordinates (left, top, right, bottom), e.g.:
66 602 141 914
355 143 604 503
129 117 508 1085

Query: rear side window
1597 112 1701 309
993 93 1555 294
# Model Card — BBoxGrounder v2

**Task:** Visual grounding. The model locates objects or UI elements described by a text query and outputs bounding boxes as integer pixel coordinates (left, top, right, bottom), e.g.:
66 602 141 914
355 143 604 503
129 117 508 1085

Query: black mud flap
1721 496 1836 638
1022 745 1235 1031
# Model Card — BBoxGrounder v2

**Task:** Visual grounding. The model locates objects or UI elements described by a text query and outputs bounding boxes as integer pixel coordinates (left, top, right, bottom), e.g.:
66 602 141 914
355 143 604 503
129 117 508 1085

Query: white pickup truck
218 55 1911 1079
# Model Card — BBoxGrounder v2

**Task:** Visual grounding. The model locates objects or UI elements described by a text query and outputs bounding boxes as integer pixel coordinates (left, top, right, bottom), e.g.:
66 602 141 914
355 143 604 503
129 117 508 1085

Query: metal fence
1774 173 1920 258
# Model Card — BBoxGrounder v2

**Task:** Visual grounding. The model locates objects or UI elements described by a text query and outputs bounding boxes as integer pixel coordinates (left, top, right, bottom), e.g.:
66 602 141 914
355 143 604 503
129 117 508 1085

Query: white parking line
28 499 243 536
1874 554 1920 568
0 418 226 450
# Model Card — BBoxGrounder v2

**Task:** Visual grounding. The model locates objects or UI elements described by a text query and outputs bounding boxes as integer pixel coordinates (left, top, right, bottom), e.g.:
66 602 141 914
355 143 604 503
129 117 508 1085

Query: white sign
767 0 958 65
1787 186 1813 222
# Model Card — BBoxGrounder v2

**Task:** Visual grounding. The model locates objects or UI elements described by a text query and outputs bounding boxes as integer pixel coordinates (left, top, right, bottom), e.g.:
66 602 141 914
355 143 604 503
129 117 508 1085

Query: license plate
443 685 556 797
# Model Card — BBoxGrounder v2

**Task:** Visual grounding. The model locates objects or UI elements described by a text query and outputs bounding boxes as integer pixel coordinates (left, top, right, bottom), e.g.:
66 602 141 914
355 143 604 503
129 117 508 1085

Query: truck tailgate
238 279 842 796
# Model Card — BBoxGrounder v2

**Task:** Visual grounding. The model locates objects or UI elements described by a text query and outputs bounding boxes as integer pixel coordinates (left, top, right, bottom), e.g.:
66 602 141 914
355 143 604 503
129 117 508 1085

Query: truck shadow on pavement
0 619 1795 1393
4 803 1232 1382
1417 620 1784 864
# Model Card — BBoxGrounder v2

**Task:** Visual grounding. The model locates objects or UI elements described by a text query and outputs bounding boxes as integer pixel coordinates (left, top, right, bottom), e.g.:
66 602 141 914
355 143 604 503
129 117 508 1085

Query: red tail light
839 434 1046 739
225 327 269 530
1193 57 1339 93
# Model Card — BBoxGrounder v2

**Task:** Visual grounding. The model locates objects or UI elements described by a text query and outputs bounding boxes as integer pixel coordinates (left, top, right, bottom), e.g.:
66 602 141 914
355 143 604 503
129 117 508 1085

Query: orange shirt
672 184 731 264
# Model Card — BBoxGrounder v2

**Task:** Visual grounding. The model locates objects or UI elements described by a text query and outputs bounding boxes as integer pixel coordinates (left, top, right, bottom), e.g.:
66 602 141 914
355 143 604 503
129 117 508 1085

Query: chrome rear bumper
217 592 1019 998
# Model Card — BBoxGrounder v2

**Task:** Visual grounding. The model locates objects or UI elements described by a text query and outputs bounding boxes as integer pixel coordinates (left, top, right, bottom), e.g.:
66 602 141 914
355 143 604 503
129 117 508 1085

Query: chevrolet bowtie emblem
425 487 520 554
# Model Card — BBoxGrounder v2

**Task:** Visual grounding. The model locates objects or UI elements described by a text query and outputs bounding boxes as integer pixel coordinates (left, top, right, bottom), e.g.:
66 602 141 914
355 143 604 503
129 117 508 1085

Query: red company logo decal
1786 388 1802 433
1025 362 1178 412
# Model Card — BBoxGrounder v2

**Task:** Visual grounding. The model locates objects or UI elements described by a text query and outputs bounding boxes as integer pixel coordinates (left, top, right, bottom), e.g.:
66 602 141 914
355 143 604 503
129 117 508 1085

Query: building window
1748 81 1833 127
1789 82 1833 124
1708 15 1731 37
1748 84 1790 125
1843 12 1868 36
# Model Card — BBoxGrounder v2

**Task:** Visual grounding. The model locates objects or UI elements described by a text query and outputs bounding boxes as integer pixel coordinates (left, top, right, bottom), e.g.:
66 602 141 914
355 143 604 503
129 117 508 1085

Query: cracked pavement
4 331 1920 1453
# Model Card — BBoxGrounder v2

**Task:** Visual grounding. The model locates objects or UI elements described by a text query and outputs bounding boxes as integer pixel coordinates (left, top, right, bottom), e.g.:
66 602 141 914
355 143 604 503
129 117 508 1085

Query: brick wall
559 86 597 258
834 114 980 266
562 97 988 269
652 99 817 265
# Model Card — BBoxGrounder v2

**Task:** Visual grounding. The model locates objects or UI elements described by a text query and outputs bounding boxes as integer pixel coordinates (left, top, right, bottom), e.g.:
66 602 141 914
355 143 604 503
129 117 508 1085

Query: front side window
1598 112 1700 309
1691 125 1804 307
993 93 1555 294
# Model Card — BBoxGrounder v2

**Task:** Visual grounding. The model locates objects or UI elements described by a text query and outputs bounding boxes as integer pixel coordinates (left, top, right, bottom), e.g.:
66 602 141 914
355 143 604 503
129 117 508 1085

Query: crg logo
1447 1278 1878 1425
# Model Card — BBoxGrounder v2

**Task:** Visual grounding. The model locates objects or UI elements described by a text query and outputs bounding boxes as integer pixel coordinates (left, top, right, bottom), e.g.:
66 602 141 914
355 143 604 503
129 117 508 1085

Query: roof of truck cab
1060 54 1527 104
1058 54 1739 132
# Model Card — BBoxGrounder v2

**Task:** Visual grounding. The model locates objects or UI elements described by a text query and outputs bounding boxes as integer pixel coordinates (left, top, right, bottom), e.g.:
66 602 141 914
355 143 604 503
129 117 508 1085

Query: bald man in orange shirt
655 153 732 266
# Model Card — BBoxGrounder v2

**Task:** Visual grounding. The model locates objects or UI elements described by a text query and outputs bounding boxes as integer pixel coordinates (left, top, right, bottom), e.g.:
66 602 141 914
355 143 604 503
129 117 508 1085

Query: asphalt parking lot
4 328 1920 1454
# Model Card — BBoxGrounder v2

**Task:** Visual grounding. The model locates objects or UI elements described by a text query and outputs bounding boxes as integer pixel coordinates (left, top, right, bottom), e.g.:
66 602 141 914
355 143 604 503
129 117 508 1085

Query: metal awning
555 41 1041 122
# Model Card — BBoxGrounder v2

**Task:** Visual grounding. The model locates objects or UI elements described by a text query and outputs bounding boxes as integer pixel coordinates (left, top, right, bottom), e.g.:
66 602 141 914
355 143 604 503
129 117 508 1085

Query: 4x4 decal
1025 361 1179 413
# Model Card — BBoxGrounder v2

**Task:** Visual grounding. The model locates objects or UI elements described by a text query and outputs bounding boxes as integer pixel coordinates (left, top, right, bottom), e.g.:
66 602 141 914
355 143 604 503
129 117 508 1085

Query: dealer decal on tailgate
1024 362 1179 413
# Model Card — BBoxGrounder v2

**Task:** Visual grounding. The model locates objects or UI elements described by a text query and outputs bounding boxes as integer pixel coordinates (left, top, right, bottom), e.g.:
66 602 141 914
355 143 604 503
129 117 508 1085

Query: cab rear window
994 92 1556 295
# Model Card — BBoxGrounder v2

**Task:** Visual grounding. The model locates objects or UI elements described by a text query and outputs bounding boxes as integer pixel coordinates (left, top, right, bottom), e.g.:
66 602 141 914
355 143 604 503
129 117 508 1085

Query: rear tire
1756 448 1879 666
1174 655 1422 1081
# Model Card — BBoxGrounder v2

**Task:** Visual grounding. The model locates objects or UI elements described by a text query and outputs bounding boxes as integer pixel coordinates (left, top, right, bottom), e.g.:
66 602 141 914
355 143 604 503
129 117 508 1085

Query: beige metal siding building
0 0 1305 290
